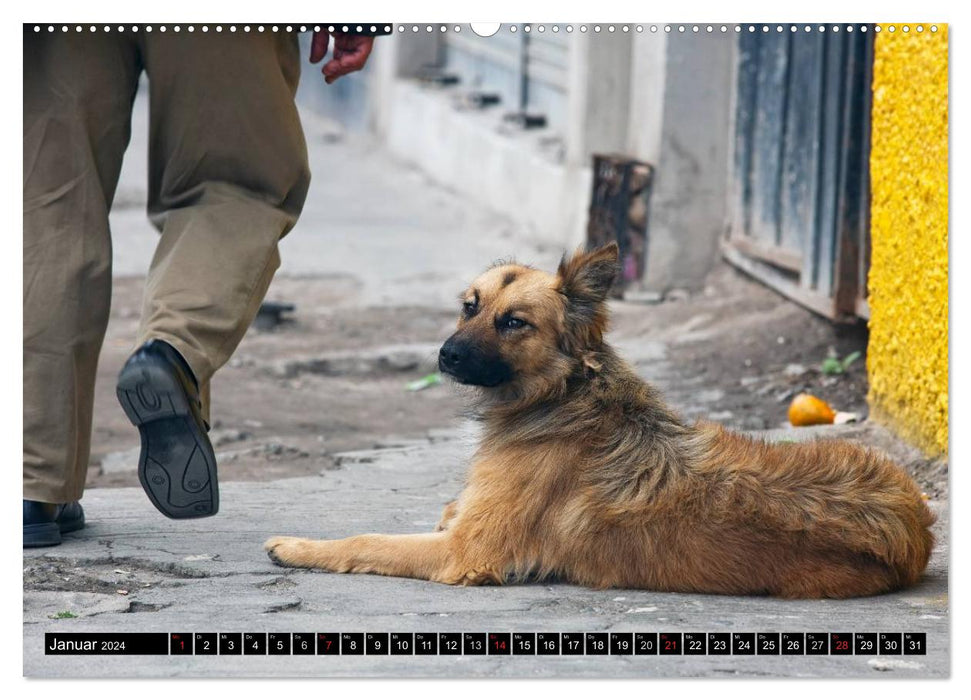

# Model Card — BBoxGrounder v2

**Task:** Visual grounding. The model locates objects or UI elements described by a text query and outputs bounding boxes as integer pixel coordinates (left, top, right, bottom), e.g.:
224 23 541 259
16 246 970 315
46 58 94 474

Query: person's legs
23 30 141 544
118 31 310 518
140 30 310 416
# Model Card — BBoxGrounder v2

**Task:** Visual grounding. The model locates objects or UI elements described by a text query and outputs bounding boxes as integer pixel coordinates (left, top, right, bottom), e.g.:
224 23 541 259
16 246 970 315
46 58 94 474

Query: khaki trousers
23 29 311 503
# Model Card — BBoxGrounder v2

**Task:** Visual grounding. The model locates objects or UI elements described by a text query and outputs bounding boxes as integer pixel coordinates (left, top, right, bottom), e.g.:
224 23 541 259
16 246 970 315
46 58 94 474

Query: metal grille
586 155 654 293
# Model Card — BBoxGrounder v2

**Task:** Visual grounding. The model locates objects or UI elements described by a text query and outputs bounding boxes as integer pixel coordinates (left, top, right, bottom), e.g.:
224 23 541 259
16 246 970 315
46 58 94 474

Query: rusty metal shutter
725 24 874 321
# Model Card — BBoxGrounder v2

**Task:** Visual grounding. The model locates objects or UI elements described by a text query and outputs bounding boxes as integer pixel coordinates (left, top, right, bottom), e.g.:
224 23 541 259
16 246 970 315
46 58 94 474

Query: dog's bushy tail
806 443 935 589
696 424 936 590
874 482 936 588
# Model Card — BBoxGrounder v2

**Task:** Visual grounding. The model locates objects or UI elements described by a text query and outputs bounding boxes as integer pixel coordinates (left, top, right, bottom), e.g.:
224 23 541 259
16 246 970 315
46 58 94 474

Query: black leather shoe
116 339 218 519
24 500 85 548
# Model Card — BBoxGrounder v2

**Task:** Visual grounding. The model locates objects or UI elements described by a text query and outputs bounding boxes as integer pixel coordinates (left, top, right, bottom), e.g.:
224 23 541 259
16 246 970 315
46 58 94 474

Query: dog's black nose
439 340 468 369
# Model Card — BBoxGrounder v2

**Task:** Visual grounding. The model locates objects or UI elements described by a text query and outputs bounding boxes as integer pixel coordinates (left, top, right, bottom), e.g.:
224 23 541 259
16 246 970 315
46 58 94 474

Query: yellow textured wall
867 24 948 455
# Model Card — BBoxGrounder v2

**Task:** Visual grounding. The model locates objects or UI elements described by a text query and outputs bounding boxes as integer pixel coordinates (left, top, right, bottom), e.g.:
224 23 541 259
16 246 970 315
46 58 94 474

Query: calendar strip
44 632 926 656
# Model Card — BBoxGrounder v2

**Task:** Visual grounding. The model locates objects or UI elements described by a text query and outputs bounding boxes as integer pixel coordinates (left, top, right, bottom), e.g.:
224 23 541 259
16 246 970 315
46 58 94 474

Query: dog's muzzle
438 336 513 387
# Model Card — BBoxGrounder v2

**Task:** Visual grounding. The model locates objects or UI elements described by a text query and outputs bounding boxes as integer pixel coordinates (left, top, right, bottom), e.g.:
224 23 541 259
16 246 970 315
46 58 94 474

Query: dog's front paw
264 536 308 567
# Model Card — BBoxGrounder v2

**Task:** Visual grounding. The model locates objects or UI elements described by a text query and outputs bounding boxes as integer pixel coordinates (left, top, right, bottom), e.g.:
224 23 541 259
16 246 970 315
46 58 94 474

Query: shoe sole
116 357 219 519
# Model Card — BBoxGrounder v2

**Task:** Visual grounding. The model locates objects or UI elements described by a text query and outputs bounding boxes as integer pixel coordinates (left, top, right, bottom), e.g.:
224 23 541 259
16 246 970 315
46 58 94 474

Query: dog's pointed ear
556 243 619 355
557 242 619 305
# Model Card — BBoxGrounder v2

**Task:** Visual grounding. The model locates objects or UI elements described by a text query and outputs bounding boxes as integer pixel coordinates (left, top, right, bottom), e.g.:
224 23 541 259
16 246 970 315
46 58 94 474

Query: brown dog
265 243 934 598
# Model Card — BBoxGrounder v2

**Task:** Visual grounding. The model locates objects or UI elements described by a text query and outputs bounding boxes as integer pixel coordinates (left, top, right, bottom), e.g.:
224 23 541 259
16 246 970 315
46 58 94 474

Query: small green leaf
840 351 862 371
51 611 78 619
821 357 844 375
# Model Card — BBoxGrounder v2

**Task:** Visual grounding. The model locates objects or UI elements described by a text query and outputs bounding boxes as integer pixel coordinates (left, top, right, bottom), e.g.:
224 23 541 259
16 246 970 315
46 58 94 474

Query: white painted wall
385 81 591 250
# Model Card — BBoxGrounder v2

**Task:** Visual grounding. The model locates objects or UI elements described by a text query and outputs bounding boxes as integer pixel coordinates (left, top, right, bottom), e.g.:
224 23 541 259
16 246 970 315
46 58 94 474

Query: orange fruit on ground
788 393 836 427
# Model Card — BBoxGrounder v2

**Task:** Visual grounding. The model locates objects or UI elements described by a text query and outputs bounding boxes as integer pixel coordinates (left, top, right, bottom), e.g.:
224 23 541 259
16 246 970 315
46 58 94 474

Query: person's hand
311 30 375 84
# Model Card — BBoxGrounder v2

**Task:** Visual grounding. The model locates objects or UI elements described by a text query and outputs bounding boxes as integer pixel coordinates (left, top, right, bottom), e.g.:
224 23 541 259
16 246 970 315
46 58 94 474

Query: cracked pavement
24 424 949 678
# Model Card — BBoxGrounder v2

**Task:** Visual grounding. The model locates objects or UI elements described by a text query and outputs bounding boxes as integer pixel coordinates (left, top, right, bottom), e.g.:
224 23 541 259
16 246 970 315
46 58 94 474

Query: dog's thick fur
265 243 934 598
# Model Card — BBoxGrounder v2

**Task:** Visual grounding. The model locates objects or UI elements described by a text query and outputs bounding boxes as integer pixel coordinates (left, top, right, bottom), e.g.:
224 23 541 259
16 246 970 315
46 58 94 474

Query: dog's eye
462 300 477 317
498 316 527 331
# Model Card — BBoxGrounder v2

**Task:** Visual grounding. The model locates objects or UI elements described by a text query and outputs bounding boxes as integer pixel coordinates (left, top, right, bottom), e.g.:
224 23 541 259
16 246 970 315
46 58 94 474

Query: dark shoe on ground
116 339 218 519
23 500 85 548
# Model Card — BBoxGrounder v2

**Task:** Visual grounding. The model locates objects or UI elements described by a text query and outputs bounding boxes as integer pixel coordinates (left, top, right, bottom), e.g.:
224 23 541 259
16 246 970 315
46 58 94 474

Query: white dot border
33 24 396 34
30 23 943 36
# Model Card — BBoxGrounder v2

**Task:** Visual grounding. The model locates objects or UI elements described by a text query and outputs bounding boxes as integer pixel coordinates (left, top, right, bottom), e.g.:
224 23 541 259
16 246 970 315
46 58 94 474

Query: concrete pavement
24 424 949 678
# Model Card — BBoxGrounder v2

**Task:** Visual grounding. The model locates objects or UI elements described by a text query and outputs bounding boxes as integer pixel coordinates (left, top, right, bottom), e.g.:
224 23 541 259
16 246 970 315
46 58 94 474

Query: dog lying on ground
265 243 934 598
